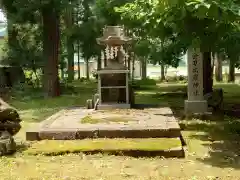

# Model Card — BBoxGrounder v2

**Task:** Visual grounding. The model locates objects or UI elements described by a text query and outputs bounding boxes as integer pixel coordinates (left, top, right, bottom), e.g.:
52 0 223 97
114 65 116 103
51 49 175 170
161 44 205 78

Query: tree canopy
0 0 239 96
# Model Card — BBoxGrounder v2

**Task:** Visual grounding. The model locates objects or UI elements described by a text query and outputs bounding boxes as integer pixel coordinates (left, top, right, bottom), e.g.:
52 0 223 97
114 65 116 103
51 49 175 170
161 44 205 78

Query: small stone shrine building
95 26 133 110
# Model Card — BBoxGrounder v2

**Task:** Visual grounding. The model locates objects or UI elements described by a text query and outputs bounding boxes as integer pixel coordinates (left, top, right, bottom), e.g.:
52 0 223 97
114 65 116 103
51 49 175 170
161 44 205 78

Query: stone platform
26 107 181 141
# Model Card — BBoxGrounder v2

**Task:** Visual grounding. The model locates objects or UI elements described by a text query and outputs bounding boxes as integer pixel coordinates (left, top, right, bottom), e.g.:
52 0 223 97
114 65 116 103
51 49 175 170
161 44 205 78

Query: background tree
116 0 240 94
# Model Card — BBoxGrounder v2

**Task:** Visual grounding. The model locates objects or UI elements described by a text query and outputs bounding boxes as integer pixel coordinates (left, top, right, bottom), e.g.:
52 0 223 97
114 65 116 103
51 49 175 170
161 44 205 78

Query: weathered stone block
0 131 16 155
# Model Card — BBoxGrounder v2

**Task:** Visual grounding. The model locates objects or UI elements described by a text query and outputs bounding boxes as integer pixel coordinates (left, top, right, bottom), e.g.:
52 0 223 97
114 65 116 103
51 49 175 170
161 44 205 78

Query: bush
133 78 157 86
130 78 157 90
165 75 187 83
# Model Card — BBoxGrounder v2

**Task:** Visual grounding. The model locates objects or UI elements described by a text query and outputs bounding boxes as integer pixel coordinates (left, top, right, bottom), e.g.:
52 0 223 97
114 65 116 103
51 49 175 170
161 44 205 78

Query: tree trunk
65 6 74 82
5 12 26 85
97 55 101 70
215 53 223 82
86 58 89 80
203 52 213 94
160 64 165 81
141 58 147 80
67 38 74 82
104 58 107 68
228 58 235 82
7 13 18 60
77 41 81 80
131 53 135 81
60 61 65 80
42 7 60 97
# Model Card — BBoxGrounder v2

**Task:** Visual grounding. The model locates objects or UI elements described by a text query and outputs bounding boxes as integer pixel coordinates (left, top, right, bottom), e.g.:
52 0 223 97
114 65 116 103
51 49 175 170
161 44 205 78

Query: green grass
24 138 181 156
3 80 240 179
9 81 97 122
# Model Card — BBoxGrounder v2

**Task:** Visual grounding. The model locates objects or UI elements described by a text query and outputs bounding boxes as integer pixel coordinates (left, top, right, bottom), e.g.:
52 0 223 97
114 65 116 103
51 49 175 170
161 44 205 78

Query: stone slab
26 107 181 141
97 103 131 110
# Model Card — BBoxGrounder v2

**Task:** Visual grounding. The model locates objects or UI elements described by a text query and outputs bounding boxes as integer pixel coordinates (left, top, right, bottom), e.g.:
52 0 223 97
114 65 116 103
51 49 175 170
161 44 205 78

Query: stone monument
95 26 133 110
184 48 208 114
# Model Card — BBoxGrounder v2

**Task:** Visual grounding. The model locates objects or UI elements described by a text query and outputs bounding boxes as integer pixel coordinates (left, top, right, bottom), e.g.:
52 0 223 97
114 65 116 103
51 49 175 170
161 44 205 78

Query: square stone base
97 103 131 110
184 100 208 114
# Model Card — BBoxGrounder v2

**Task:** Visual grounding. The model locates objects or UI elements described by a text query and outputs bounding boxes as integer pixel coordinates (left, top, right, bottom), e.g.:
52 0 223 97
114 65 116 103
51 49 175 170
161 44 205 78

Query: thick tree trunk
141 58 147 80
215 53 223 82
42 7 60 97
160 64 165 81
86 58 89 80
228 58 235 82
203 52 213 94
65 6 74 82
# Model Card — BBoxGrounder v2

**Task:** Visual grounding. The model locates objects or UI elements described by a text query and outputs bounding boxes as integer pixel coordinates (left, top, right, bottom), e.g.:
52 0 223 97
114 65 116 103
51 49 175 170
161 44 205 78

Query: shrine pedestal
184 100 208 114
185 48 208 114
97 69 130 110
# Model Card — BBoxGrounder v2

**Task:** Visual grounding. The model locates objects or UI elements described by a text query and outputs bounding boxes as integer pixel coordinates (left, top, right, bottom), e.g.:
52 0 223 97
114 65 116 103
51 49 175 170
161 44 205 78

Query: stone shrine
95 26 133 110
185 48 208 114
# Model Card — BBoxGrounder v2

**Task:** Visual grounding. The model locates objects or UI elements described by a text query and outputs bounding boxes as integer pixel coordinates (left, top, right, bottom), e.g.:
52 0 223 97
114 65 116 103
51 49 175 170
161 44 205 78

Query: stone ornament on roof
96 26 132 46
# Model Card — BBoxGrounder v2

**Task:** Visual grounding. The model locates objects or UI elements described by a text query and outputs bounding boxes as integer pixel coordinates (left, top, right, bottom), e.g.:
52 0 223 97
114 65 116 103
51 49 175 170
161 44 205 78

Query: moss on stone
81 115 134 124
81 116 102 124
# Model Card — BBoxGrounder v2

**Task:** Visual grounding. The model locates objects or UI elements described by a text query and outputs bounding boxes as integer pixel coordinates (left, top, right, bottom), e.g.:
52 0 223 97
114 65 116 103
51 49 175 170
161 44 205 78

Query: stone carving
0 98 22 155
0 131 16 155
185 48 208 114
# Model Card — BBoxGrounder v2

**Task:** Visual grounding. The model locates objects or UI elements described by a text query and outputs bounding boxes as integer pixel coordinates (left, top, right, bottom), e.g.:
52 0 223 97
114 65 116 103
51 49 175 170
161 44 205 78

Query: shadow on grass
16 142 29 153
4 142 30 157
183 119 240 169
118 83 240 168
26 149 185 158
139 83 240 169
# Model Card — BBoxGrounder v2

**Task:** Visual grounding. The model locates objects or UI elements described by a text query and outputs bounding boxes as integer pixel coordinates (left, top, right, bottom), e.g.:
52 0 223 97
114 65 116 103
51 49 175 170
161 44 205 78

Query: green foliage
95 0 132 25
133 78 157 87
2 24 43 68
116 0 240 67
72 0 101 60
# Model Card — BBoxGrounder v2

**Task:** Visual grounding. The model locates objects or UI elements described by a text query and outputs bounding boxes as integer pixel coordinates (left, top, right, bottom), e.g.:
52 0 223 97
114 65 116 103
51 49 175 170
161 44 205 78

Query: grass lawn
2 80 240 179
25 138 182 156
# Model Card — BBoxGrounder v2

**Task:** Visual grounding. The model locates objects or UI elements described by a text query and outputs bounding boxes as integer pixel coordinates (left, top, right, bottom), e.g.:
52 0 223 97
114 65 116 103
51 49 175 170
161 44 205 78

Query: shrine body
95 26 133 110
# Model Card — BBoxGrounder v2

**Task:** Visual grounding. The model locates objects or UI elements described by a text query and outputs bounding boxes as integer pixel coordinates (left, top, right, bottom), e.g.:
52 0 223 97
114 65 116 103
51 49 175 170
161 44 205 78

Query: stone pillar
185 48 208 114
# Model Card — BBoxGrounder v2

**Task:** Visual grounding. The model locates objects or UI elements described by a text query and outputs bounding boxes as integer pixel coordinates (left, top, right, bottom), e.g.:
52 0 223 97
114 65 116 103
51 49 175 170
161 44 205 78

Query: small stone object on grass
0 131 16 156
204 88 223 111
86 99 93 109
